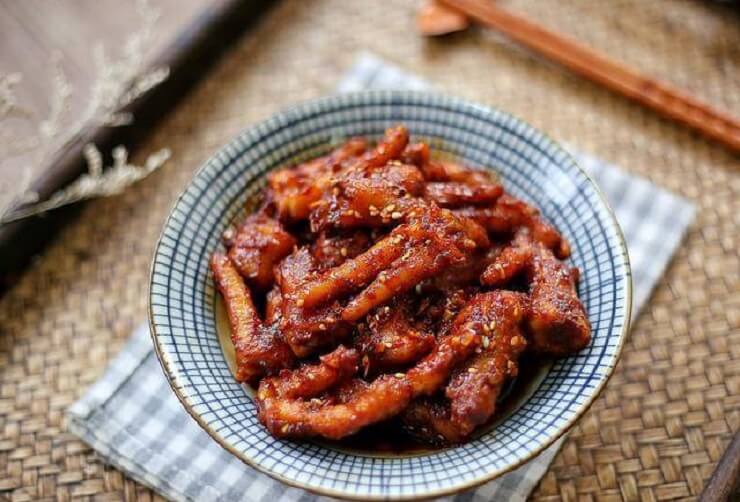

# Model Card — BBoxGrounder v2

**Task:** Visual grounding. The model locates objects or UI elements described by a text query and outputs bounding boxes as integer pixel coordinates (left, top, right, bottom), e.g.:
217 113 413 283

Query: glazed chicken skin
211 125 592 445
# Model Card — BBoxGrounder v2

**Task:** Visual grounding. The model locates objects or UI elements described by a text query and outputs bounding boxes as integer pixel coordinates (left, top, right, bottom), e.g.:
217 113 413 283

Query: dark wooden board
0 0 278 292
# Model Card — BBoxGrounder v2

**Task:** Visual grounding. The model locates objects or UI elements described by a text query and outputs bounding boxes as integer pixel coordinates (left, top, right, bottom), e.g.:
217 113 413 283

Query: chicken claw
445 291 529 437
402 291 528 444
482 230 591 356
309 161 425 231
210 254 295 383
224 214 296 291
260 345 359 400
424 181 503 208
256 294 483 440
456 194 570 258
267 138 367 222
276 248 350 358
357 296 435 373
257 345 411 440
360 125 410 169
298 203 489 321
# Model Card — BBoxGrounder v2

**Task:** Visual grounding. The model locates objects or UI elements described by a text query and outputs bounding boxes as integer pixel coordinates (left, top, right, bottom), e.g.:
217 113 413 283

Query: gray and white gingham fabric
67 53 695 502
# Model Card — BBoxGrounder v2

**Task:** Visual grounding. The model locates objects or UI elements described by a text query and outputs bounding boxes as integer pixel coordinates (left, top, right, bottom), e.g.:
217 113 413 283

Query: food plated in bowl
212 125 592 445
149 91 631 499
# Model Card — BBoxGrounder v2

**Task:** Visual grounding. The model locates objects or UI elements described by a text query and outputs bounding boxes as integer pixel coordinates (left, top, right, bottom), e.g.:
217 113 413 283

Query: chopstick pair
418 0 740 154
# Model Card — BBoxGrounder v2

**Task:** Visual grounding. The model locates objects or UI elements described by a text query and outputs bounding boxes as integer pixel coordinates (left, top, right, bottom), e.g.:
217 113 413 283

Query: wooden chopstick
438 0 740 154
699 431 740 501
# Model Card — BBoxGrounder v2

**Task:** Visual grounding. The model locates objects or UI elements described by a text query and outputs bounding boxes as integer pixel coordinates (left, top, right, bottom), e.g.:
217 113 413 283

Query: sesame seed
386 204 396 212
391 211 402 219
296 299 304 307
482 336 490 348
319 323 326 330
395 373 405 378
489 320 496 331
468 367 478 373
415 284 422 294
385 342 393 348
282 425 290 434
340 247 348 257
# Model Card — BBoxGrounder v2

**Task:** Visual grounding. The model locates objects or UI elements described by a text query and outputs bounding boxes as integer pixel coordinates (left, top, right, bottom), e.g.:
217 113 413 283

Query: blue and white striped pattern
149 91 632 500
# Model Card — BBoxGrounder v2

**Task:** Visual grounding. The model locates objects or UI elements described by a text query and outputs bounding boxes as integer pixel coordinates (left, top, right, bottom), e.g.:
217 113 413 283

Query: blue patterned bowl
149 91 631 500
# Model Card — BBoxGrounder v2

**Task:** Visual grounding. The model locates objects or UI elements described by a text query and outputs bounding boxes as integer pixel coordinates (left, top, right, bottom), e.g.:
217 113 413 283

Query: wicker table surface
0 1 738 500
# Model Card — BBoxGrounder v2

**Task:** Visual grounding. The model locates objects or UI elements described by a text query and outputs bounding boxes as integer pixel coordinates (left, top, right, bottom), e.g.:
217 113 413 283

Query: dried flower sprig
0 73 26 119
1 145 170 224
39 53 73 139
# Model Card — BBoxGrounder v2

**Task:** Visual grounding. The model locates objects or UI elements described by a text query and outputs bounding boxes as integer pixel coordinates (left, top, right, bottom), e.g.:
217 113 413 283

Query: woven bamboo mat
0 0 738 500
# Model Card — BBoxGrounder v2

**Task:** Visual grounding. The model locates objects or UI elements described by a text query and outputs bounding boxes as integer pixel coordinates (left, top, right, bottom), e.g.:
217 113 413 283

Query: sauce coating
210 125 591 445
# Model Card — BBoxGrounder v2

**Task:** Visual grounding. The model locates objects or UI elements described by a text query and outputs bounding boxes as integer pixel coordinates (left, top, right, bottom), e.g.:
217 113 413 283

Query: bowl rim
148 90 632 500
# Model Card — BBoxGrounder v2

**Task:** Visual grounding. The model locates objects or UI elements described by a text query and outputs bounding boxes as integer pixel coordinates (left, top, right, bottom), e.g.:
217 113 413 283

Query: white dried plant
2 145 170 223
0 73 25 118
0 0 171 225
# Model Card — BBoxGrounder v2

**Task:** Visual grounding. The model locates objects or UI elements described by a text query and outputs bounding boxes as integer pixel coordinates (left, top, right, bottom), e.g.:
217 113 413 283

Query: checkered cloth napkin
67 53 695 502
